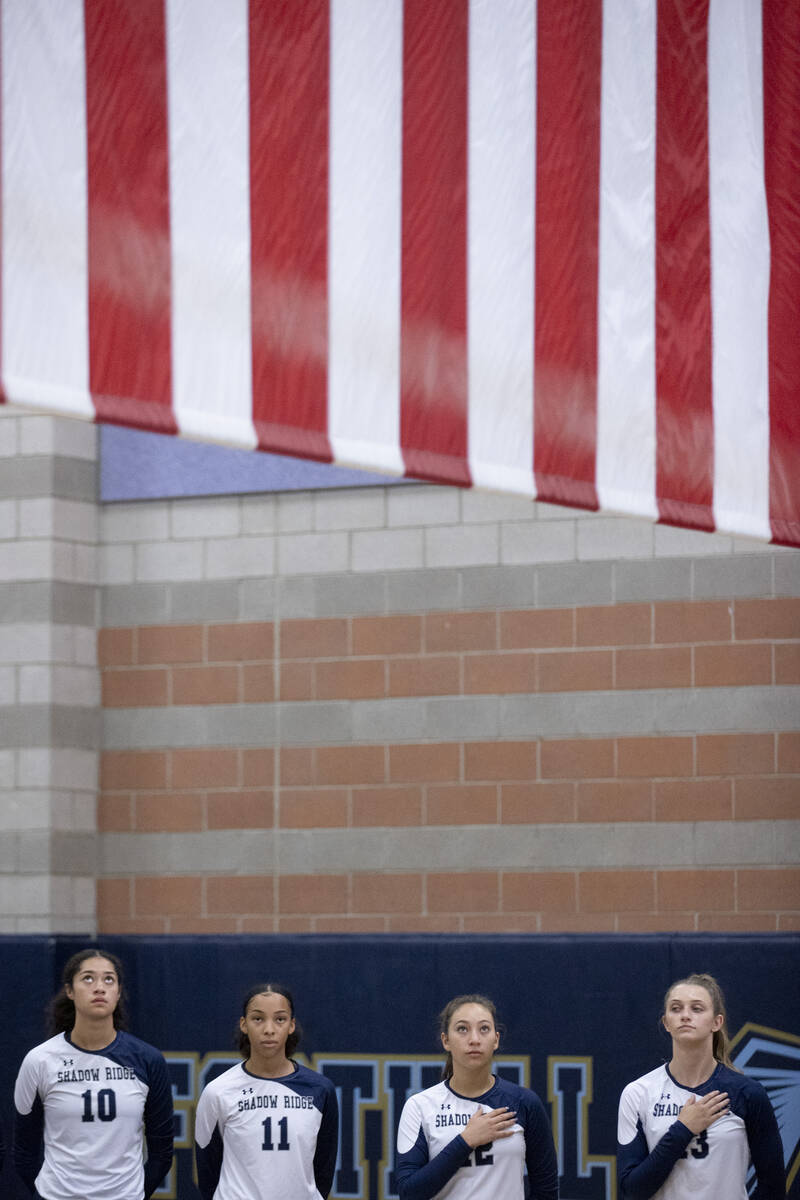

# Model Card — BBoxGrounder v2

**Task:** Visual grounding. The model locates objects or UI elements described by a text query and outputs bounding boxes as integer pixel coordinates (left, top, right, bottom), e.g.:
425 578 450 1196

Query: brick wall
95 487 800 935
3 413 797 935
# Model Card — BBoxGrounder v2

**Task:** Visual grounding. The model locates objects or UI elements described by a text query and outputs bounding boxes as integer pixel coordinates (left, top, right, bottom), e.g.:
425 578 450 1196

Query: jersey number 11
262 1116 290 1151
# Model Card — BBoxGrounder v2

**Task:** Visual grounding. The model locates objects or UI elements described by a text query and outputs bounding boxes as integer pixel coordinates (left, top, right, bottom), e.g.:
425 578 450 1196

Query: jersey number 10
81 1088 117 1122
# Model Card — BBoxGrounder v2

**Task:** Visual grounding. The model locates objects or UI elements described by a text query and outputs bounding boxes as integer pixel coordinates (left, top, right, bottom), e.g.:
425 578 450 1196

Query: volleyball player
194 982 339 1199
395 993 559 1199
13 948 173 1199
617 971 785 1198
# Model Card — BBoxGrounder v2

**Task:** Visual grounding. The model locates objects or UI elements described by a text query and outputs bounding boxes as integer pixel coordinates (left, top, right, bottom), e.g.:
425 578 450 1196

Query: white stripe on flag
166 0 254 449
467 0 536 498
328 0 404 475
596 0 657 520
708 0 771 540
2 0 91 417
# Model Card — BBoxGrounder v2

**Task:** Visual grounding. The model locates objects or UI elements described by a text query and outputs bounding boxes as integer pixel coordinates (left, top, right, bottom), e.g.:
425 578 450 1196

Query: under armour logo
62 1058 74 1067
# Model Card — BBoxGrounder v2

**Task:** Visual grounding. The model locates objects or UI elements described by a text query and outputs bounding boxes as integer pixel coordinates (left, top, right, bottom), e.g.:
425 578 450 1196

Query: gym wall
0 409 799 934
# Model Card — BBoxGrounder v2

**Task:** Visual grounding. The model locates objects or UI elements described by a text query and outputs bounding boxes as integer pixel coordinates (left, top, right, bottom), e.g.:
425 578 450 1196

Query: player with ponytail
194 982 338 1199
395 993 558 1199
617 971 784 1198
13 948 173 1200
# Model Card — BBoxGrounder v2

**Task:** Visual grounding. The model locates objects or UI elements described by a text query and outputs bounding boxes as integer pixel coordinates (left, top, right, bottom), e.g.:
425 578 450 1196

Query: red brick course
95 595 799 934
95 865 800 932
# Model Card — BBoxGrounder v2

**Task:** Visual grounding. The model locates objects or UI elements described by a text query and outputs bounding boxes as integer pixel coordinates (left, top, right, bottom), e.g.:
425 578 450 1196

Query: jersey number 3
681 1130 709 1161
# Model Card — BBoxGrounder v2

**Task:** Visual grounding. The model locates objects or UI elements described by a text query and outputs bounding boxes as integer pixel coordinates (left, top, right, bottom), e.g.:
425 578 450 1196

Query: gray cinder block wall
0 408 98 931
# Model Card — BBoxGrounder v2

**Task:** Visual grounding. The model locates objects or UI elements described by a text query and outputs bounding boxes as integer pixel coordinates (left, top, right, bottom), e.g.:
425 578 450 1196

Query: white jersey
617 1061 785 1200
395 1075 558 1200
194 1060 339 1200
13 1029 173 1200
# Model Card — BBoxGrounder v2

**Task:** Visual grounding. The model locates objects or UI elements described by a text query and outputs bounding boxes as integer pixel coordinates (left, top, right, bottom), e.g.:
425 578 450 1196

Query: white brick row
91 474 793 585
170 498 241 539
206 536 276 579
501 521 575 565
16 748 97 791
276 532 348 577
18 498 98 542
0 748 14 787
19 415 97 461
0 791 51 830
135 540 204 582
0 625 97 667
51 791 96 833
18 664 100 706
0 411 20 456
425 524 499 569
352 528 422 572
0 874 95 924
0 498 16 537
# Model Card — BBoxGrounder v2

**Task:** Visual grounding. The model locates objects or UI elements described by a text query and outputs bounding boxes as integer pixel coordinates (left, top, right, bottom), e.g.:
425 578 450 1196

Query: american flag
2 0 798 544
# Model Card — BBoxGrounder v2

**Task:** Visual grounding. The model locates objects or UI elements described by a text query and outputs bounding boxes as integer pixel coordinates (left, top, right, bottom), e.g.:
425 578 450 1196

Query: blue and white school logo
732 1023 800 1196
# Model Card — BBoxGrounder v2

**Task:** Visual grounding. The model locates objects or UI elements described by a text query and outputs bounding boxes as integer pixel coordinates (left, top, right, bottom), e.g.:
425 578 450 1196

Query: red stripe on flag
763 0 800 547
249 0 331 462
655 0 713 531
400 0 470 487
85 0 175 432
534 0 601 512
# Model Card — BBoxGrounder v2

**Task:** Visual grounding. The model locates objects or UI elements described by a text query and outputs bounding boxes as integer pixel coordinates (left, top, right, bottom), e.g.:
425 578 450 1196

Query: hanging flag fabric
1 0 798 546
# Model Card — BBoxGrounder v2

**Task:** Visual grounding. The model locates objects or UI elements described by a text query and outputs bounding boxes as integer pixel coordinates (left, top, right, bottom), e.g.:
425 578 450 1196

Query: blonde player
617 972 784 1198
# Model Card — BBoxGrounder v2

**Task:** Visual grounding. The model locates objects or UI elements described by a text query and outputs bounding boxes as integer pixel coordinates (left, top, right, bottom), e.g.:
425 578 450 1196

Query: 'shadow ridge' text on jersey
617 1061 785 1199
395 1076 558 1200
13 1030 173 1200
194 1060 338 1200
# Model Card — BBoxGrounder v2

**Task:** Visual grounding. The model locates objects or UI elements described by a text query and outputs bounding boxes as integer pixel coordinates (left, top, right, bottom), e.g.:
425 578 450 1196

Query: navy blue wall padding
1 934 798 1198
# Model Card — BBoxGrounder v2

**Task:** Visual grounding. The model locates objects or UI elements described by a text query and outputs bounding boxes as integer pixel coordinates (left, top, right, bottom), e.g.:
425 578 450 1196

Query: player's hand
677 1091 729 1134
461 1105 517 1148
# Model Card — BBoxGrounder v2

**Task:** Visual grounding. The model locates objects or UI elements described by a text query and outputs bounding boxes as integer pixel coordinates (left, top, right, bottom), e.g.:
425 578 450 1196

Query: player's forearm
143 1116 174 1197
396 1134 472 1200
195 1133 223 1200
748 1099 787 1199
524 1119 559 1200
12 1107 42 1192
618 1123 693 1199
144 1149 174 1200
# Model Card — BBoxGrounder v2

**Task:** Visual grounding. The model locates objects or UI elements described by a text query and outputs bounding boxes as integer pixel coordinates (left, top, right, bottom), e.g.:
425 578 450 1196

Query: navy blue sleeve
12 1093 44 1196
142 1052 174 1199
617 1116 693 1199
195 1124 224 1200
745 1084 786 1199
396 1124 472 1200
313 1082 340 1199
520 1092 559 1200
